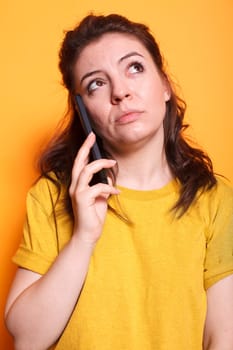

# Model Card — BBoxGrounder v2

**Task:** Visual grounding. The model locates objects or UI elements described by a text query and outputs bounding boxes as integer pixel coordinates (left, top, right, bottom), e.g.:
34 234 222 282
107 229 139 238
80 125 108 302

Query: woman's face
74 32 170 154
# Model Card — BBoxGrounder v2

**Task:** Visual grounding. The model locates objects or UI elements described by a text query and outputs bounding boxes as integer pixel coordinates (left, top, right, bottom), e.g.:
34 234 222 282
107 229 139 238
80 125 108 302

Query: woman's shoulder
202 175 233 209
27 172 66 208
214 175 233 198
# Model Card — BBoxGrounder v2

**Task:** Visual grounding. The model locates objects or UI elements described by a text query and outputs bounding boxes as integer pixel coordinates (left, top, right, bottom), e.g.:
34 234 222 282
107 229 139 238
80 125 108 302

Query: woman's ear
163 78 171 102
164 90 171 101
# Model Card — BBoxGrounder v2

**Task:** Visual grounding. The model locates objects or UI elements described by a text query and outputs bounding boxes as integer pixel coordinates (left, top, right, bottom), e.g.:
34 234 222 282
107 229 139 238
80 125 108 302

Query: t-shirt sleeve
204 179 233 289
12 178 61 275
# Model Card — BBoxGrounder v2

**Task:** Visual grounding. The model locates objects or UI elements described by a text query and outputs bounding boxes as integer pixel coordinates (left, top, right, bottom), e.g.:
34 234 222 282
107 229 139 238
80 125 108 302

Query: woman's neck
108 137 173 191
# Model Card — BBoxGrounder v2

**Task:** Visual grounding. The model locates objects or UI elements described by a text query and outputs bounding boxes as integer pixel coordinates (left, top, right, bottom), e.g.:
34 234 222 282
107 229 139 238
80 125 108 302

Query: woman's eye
128 62 144 74
87 79 104 93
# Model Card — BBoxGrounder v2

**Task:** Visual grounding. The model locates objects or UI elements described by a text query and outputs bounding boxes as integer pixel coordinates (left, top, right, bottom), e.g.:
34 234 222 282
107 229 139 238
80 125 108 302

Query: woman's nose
111 78 131 104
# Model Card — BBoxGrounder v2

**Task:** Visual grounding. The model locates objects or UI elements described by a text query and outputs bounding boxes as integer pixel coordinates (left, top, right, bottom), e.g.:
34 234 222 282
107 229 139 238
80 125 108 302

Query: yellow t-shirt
13 176 233 350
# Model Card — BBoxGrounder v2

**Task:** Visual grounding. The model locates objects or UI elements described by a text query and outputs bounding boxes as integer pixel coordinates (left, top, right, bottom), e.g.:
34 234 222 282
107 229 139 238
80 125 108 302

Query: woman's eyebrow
80 52 144 85
119 51 144 63
80 70 102 85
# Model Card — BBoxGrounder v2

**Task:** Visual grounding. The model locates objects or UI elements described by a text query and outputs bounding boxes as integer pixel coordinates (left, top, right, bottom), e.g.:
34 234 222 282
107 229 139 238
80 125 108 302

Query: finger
72 132 96 174
70 133 96 192
77 182 120 207
107 175 113 187
77 159 116 190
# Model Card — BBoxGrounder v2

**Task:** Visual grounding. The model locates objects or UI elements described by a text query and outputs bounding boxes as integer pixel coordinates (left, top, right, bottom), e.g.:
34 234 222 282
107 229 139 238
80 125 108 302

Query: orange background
1 1 233 348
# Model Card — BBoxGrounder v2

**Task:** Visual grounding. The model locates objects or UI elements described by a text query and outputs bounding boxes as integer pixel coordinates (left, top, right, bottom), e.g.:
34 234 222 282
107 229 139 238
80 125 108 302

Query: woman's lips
115 111 142 124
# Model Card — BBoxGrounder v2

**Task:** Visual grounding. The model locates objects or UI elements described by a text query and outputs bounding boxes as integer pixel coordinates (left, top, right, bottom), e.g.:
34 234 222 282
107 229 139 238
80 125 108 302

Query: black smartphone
75 94 108 184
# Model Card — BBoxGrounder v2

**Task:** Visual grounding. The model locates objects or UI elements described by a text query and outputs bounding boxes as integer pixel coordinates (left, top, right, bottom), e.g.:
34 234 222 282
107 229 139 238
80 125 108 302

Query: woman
5 13 233 350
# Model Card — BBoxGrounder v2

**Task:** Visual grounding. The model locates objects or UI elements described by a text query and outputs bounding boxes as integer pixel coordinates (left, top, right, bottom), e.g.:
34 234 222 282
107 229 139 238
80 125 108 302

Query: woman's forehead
77 33 149 67
82 32 145 54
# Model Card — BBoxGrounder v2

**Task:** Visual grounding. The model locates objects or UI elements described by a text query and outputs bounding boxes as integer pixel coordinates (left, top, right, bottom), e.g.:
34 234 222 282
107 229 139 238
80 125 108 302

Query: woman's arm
203 274 233 350
5 133 118 350
5 237 94 350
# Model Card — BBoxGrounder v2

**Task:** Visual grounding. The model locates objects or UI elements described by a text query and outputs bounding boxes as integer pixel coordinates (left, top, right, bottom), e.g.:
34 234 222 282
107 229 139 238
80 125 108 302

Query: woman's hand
69 132 119 245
